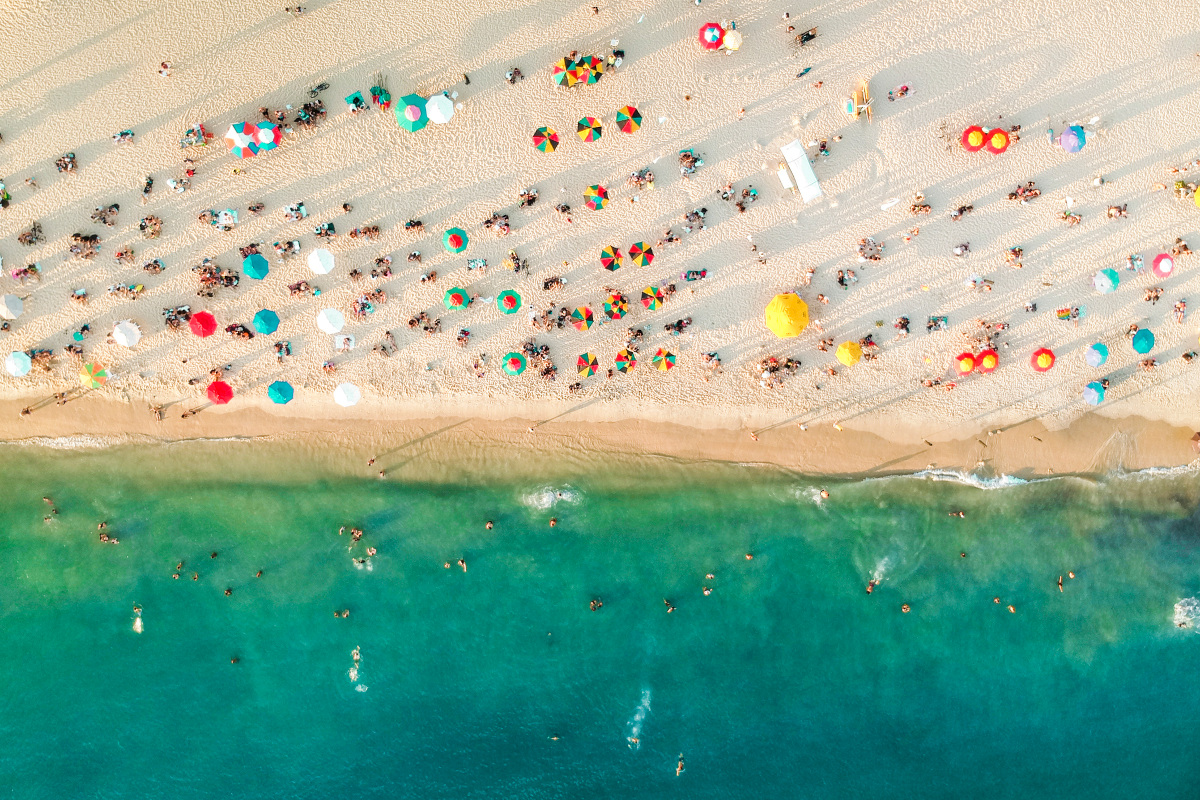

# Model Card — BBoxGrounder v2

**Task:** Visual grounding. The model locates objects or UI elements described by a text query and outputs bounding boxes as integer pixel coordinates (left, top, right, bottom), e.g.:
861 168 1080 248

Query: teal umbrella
1132 328 1155 354
1082 381 1104 405
253 309 280 334
243 253 269 280
1092 268 1119 294
267 380 294 404
395 94 428 132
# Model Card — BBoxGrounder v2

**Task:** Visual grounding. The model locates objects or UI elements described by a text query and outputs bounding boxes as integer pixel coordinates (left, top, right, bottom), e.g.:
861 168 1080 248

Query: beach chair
844 80 872 122
797 27 818 45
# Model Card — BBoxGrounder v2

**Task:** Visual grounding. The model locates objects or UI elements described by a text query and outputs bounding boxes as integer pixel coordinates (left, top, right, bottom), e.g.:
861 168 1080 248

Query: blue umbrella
1092 268 1119 294
243 253 270 280
1083 381 1105 406
1132 328 1155 354
1059 125 1085 153
267 380 294 404
1085 342 1108 367
253 309 280 334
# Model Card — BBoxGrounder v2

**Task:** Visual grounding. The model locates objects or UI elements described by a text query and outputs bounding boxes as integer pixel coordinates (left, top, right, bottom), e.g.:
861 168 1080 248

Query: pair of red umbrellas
961 126 1009 154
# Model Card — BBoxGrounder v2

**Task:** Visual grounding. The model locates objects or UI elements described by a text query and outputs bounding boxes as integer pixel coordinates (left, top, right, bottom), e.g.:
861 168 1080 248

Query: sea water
0 444 1198 798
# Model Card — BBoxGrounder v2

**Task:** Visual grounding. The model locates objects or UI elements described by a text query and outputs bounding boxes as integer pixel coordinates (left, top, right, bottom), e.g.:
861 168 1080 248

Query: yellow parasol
764 293 809 338
835 341 862 366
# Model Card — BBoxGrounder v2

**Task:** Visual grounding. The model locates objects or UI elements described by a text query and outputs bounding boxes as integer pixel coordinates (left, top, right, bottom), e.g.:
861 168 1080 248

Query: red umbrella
1030 348 1055 372
985 128 1009 154
960 125 986 152
189 311 217 337
953 352 976 375
699 22 725 50
207 380 233 405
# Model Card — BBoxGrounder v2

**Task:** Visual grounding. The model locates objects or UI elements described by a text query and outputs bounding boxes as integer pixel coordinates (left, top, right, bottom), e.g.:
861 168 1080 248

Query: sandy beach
3 0 1200 467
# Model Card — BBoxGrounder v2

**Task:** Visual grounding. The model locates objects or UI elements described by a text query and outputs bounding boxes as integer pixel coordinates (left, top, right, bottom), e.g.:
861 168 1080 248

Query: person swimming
866 579 878 594
677 754 685 776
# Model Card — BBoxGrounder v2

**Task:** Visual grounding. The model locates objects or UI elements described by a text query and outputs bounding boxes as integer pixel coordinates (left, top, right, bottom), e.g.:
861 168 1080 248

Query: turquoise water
1 446 1198 798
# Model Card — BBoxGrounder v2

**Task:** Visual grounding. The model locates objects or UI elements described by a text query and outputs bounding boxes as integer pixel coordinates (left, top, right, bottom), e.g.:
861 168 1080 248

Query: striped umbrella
953 352 976 375
224 122 259 158
600 245 623 270
652 348 676 371
577 353 599 377
1031 348 1055 372
570 306 595 331
255 121 282 151
443 287 469 310
207 380 233 405
552 58 578 87
267 381 294 404
395 94 428 132
253 309 280 334
976 349 999 373
641 286 664 311
496 290 522 315
80 363 108 388
533 127 559 152
572 60 593 85
584 55 605 83
699 22 725 50
628 242 654 267
243 253 270 280
1092 268 1119 294
443 227 468 253
603 293 629 320
584 184 608 210
502 352 527 375
616 106 642 133
577 116 602 142
615 349 637 373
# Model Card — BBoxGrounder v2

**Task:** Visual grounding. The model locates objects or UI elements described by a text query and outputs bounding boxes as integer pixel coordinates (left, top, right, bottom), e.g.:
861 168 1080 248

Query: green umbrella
444 227 468 253
497 290 522 314
443 287 469 310
267 380 294 404
502 352 527 375
243 253 269 280
395 94 428 132
253 309 279 334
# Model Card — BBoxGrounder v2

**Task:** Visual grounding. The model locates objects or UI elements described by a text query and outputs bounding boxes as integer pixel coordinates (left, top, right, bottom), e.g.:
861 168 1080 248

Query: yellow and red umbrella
584 184 608 210
976 349 999 373
628 242 654 267
600 245 623 270
577 116 602 142
641 286 664 311
578 353 599 377
985 128 1009 154
533 127 558 152
616 106 642 133
652 348 676 371
1031 348 1055 372
552 58 578 87
584 55 605 84
604 293 629 320
615 349 637 373
960 125 986 152
570 306 595 330
954 352 976 375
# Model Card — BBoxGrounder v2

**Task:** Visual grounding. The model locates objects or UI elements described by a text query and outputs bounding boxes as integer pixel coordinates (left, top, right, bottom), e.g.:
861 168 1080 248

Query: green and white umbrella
5 351 31 377
502 352 527 375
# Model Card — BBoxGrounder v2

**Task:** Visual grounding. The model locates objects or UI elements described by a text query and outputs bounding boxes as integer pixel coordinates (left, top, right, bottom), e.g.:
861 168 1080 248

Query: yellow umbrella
764 293 809 338
835 341 862 366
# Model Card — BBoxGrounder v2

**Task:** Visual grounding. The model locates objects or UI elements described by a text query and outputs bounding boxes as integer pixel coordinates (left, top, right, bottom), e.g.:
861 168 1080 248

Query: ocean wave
519 485 583 510
909 468 1037 490
0 434 270 450
1110 462 1200 481
1174 597 1200 631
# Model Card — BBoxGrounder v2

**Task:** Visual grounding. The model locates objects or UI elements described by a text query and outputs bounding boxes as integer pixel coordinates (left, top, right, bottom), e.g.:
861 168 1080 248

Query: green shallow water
0 444 1198 798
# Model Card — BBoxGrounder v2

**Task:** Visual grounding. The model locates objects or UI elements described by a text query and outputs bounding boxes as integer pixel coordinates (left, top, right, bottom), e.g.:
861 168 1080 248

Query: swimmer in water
485 520 494 530
745 553 753 560
866 579 877 594
1058 575 1063 592
702 586 711 596
458 558 467 572
901 603 911 613
820 489 829 499
677 754 685 776
211 552 218 559
549 517 557 527
1007 604 1016 613
256 570 263 578
224 588 232 596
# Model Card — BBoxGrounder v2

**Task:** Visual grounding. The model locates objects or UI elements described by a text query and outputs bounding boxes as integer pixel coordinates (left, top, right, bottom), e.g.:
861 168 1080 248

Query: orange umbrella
985 128 1009 154
1031 348 1055 372
954 352 976 375
961 125 986 152
975 349 999 373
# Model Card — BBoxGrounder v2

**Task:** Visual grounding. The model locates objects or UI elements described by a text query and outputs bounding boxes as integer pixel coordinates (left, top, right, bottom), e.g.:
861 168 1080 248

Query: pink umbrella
1152 253 1174 278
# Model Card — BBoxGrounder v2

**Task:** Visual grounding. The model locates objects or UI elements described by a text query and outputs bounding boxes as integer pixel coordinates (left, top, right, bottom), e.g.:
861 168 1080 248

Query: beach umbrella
253 309 280 334
223 122 259 158
1083 381 1105 406
583 55 605 84
577 116 602 142
267 380 294 405
255 121 282 151
985 128 1010 154
190 311 217 337
616 106 642 133
1152 253 1174 278
961 125 986 152
615 349 637 373
584 185 609 210
722 29 743 51
1195 188 1200 209
1031 347 1055 372
976 349 999 373
496 290 522 315
571 60 593 85
551 58 578 87
79 362 107 388
652 348 676 371
1085 342 1109 367
308 248 335 275
5 351 31 377
763 293 809 338
426 93 454 124
443 227 468 253
699 22 725 50
1092 268 1119 293
1059 125 1085 153
953 352 976 375
836 341 862 366
0 294 23 319
577 353 599 377
1132 328 1155 354
502 352 526 376
395 94 428 132
333 382 361 407
243 252 270 280
443 287 469 310
317 309 345 334
641 286 664 311
112 321 141 348
604 293 629 320
628 242 654 267
570 306 595 331
533 126 559 152
207 380 233 405
600 245 623 270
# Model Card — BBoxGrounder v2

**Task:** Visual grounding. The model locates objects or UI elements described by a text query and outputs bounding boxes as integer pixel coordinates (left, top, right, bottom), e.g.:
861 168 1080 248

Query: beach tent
578 353 599 377
443 287 469 310
268 381 294 404
653 349 676 371
836 341 862 366
584 185 609 210
699 22 725 49
1092 268 1119 293
764 293 809 338
600 245 623 270
255 122 282 151
5 351 31 377
641 286 664 311
496 290 521 314
80 363 107 388
1132 328 1155 354
308 248 335 275
954 352 976 375
615 349 637 373
395 94 428 132
1083 381 1105 405
1059 125 1086 153
190 311 217 337
1085 342 1108 367
502 353 527 376
976 349 999 373
444 228 468 253
426 94 454 124
0 294 23 319
112 321 141 348
207 380 233 404
1031 348 1055 372
533 127 558 152
628 242 654 266
224 122 259 158
780 139 823 202
333 383 361 407
253 309 280 334
317 309 345 334
243 253 270 280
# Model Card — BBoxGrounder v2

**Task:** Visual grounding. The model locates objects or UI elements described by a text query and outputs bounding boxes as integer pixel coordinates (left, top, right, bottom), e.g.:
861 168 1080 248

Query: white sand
2 0 1200 446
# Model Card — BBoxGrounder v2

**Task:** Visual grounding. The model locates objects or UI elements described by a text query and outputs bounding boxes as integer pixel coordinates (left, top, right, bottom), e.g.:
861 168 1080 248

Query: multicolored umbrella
80 363 107 389
1031 347 1055 372
985 128 1010 154
443 287 469 310
615 349 637 373
976 349 999 373
836 341 862 366
207 380 233 405
1093 268 1119 294
444 227 469 253
1059 125 1085 153
333 382 361 407
224 122 259 158
1085 342 1109 367
1083 381 1105 406
616 105 642 133
764 293 809 338
497 290 522 315
1132 328 1155 354
533 127 559 152
243 253 270 280
552 58 578 87
502 352 527 375
652 348 676 371
190 311 216 337
628 242 654 267
604 293 629 320
268 380 294 404
395 94 428 132
426 93 454 124
960 125 986 152
584 184 609 210
577 353 599 377
600 245 623 270
577 116 602 142
572 60 593 85
585 55 605 83
954 352 976 375
5 351 31 377
570 306 595 331
699 22 725 49
255 121 282 151
253 309 280 334
1152 253 1174 278
641 286 664 310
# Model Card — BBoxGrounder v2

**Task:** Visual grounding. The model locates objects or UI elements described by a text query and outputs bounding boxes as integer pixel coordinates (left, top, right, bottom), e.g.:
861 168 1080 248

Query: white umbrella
317 309 345 334
5 351 31 377
308 248 335 275
722 29 743 50
112 321 142 348
0 294 23 320
333 382 361 407
426 93 454 124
